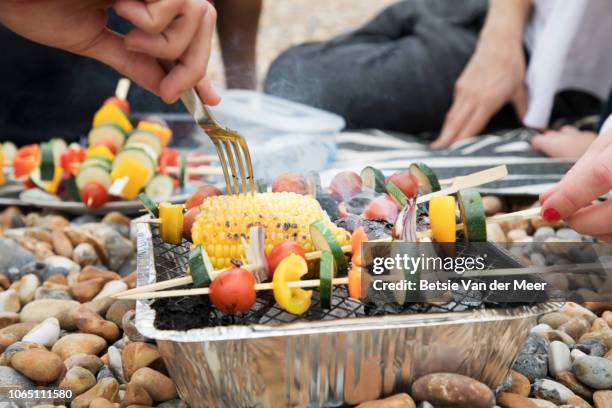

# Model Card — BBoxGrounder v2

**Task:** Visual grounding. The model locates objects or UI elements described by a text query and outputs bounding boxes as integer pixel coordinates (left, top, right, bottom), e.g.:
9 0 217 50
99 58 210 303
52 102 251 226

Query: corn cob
192 192 350 269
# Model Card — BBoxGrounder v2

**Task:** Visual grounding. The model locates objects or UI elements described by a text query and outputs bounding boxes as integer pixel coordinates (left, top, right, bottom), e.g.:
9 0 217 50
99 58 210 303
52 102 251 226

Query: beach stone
94 280 128 301
572 356 612 389
0 322 36 339
0 366 36 389
541 312 572 329
0 274 10 290
0 312 19 330
513 334 550 382
410 373 493 408
0 289 20 313
64 353 103 375
122 271 137 289
508 369 531 397
545 330 576 346
0 332 17 352
121 382 153 408
19 299 79 328
550 341 572 376
603 312 612 328
606 350 612 361
21 317 60 347
76 308 120 343
89 398 115 408
108 345 126 383
508 229 528 242
533 379 574 405
100 228 134 271
59 366 97 395
97 364 115 381
532 324 553 335
594 391 612 408
131 367 177 402
572 349 588 361
560 318 591 341
534 226 555 242
579 332 612 349
52 333 107 360
567 395 592 408
122 342 161 381
51 231 73 258
14 273 40 304
529 399 558 408
574 339 608 357
416 403 434 408
34 286 72 301
497 393 538 408
563 303 597 324
11 348 63 383
71 377 119 408
0 341 45 365
592 318 610 333
556 371 594 400
44 256 80 274
156 400 189 408
482 196 503 215
106 299 135 329
530 252 547 267
78 266 121 284
122 310 146 342
556 228 582 241
486 223 506 243
0 237 35 275
71 278 104 303
73 243 99 266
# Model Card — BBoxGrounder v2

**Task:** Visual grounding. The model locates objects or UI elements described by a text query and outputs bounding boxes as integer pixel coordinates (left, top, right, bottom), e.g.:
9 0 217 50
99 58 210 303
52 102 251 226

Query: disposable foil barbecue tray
134 220 559 408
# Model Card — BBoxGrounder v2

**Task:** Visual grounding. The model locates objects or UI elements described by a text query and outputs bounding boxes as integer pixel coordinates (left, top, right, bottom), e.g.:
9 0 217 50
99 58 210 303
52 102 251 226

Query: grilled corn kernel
192 192 350 269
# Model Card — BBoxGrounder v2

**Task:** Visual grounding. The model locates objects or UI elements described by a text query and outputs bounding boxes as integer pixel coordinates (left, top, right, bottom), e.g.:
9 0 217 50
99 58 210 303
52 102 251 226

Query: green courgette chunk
385 181 408 207
309 220 348 274
137 193 160 218
457 189 487 242
189 245 214 288
361 166 386 193
40 142 55 181
409 162 440 194
319 251 335 309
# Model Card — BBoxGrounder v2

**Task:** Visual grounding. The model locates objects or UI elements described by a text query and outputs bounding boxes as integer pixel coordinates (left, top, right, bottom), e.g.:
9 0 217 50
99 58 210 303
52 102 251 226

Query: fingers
568 200 612 237
593 234 612 244
540 141 612 221
512 84 528 120
114 0 183 34
454 106 491 142
196 77 221 106
432 97 475 148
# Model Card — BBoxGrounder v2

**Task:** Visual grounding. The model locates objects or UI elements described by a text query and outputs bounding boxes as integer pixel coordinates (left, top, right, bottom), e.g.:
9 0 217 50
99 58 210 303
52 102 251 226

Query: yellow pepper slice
44 166 63 194
159 202 184 245
93 103 133 134
138 121 173 147
110 156 151 200
272 253 312 315
86 145 115 161
429 195 457 243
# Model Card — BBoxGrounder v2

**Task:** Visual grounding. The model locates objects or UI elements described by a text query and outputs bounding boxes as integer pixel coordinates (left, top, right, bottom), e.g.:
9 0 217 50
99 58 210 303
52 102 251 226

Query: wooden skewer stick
164 165 224 176
116 277 350 300
115 78 131 101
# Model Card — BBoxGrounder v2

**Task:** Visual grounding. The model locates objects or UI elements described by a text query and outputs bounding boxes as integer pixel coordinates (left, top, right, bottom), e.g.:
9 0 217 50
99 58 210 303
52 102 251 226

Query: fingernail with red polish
543 208 561 222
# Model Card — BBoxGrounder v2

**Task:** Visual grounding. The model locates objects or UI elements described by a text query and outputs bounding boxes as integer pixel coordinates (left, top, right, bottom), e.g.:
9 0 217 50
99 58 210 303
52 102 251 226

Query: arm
215 0 262 89
432 0 532 148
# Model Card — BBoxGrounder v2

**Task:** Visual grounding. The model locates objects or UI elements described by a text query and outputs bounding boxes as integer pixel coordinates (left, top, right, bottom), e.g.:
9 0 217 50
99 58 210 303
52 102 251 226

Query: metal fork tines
174 85 255 195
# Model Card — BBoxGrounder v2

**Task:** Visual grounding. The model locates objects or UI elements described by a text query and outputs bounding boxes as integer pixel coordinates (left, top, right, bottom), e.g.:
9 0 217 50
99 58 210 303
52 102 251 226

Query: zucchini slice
410 162 440 194
88 123 126 153
145 174 174 200
309 220 348 274
429 196 457 243
76 166 112 190
40 142 55 181
319 251 335 309
50 138 67 164
127 129 162 157
361 166 386 193
179 152 187 188
138 193 159 217
457 189 487 242
254 179 268 193
189 245 214 288
81 157 112 172
386 181 408 207
2 142 17 162
66 177 81 202
159 202 184 245
112 147 156 184
306 171 322 197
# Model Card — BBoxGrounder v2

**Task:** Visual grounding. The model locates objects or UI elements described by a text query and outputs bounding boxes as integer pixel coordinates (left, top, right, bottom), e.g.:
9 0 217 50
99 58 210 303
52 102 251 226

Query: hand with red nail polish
0 0 220 106
539 127 612 242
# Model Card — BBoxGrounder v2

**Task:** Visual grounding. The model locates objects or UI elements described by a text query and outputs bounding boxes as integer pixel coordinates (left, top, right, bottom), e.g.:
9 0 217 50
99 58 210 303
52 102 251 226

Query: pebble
73 306 120 342
14 274 40 304
19 299 79 328
533 379 574 405
482 196 503 215
51 230 73 258
44 256 80 274
0 366 36 389
545 330 576 346
79 266 121 283
156 400 189 408
532 324 553 334
0 274 10 290
0 312 20 329
567 395 592 408
556 371 594 400
603 312 612 327
572 349 588 361
563 303 598 324
550 341 572 376
508 370 531 397
497 392 538 408
416 402 434 408
71 377 119 408
94 280 128 300
574 339 608 357
410 373 493 408
486 223 507 243
541 312 572 329
529 399 559 408
21 317 60 347
556 228 582 241
572 356 612 389
559 318 591 341
71 278 105 303
0 237 36 275
122 310 145 342
534 227 555 242
108 345 126 383
64 353 103 376
508 229 528 242
0 341 45 365
73 243 99 266
513 334 550 382
0 289 20 313
51 333 107 360
106 299 135 329
122 342 161 381
89 398 115 408
131 367 178 402
530 252 547 267
592 318 610 332
579 332 612 349
594 391 612 408
100 228 134 271
97 364 115 381
11 348 63 383
121 382 154 408
59 366 97 396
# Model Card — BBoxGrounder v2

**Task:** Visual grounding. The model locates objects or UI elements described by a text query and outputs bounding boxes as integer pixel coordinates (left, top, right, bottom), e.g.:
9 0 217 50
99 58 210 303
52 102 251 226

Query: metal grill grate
150 225 545 331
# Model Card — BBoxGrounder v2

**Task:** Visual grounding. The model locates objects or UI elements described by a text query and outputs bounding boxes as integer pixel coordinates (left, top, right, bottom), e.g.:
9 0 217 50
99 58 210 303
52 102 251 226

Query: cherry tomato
79 182 109 208
209 267 256 315
104 97 130 114
182 207 201 241
60 147 86 176
329 171 362 201
271 173 310 195
159 148 179 174
267 242 306 277
362 194 399 223
387 171 419 199
185 185 223 209
13 144 40 178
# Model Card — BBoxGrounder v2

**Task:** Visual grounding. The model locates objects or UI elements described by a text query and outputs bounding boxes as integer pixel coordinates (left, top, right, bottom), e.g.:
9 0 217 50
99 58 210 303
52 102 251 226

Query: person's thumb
512 84 528 122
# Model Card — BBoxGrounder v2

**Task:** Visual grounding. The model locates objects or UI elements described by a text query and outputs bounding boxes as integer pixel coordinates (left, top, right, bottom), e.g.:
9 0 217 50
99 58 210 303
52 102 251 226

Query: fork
160 61 255 195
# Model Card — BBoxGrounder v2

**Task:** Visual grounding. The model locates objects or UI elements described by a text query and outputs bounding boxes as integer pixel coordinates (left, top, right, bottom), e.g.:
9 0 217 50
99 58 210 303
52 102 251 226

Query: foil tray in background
134 220 560 408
